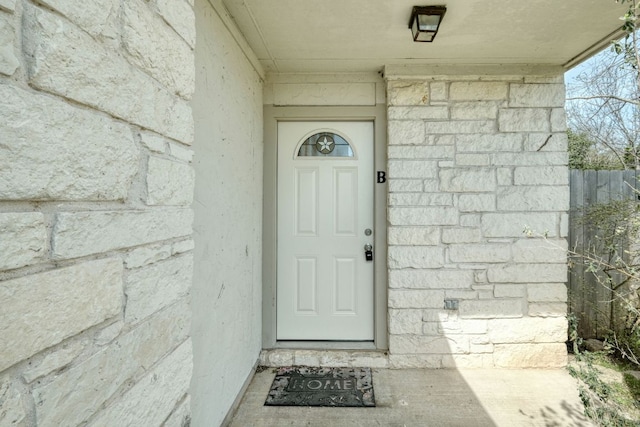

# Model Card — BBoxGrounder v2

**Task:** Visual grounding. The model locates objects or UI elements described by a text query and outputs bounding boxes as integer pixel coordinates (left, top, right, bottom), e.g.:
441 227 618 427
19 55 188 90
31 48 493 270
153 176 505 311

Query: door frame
263 105 388 350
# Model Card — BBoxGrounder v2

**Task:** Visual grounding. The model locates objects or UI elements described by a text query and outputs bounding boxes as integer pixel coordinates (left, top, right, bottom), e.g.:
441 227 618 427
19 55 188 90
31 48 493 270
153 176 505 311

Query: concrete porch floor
228 367 594 426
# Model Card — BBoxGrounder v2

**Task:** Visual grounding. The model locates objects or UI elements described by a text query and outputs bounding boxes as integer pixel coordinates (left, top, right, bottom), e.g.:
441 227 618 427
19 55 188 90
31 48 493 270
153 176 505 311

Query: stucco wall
1 0 195 425
385 70 570 368
191 0 264 425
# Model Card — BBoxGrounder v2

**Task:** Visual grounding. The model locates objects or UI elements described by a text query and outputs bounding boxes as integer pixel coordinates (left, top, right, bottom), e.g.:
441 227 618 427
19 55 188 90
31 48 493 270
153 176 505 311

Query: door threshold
274 341 376 350
260 346 389 368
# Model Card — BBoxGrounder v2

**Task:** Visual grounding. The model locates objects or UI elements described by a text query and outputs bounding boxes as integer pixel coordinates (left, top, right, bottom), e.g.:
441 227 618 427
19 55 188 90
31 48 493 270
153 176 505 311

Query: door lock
364 244 373 261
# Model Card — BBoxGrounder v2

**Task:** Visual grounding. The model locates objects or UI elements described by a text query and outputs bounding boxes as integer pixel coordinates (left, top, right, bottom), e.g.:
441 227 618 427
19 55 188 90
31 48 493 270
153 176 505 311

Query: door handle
364 244 373 261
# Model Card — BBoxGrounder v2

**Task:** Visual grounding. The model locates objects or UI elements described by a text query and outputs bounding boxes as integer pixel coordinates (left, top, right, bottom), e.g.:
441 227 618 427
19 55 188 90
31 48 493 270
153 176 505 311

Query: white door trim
262 105 388 350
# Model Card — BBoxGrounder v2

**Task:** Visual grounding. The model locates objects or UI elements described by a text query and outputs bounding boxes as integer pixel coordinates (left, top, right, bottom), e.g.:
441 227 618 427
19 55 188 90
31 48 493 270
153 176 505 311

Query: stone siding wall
386 74 569 368
1 1 194 425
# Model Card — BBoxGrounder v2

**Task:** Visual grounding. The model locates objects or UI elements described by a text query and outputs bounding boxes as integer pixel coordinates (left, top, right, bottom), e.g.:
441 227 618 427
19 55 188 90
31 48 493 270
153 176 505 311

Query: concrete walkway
229 368 594 426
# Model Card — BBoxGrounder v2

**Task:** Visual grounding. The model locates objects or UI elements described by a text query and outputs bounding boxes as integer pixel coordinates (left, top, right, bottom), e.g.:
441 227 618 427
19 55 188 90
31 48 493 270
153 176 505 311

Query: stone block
443 354 495 368
94 321 123 346
33 298 190 427
0 377 26 426
560 213 569 237
491 151 569 167
23 4 194 144
0 213 46 271
514 166 568 186
388 207 458 226
22 340 85 383
439 168 495 192
261 350 294 366
441 228 481 243
146 157 195 206
387 81 429 105
388 160 437 179
448 244 511 263
423 179 439 191
493 343 567 368
388 121 425 145
388 146 429 159
172 239 195 255
525 74 564 84
551 108 568 131
460 214 481 227
388 354 442 369
528 283 567 302
124 243 173 269
493 284 526 298
163 395 191 427
497 168 512 185
388 180 423 192
0 259 123 372
498 108 550 132
455 154 490 166
35 0 119 41
87 339 192 427
439 318 488 335
156 0 196 47
459 299 524 319
125 255 193 324
488 317 567 343
509 84 565 107
388 290 444 309
140 131 167 153
388 246 444 269
426 120 495 134
389 193 453 206
0 14 19 76
529 302 567 317
293 350 320 366
481 212 558 237
487 264 567 283
389 145 455 159
52 208 193 259
451 102 499 120
512 238 567 263
458 194 495 212
388 106 448 120
456 133 523 152
0 84 139 201
122 0 195 99
449 82 508 101
169 143 194 162
389 269 474 289
524 133 568 152
496 186 569 211
430 81 447 101
388 227 439 245
390 335 470 354
389 309 423 334
0 0 16 12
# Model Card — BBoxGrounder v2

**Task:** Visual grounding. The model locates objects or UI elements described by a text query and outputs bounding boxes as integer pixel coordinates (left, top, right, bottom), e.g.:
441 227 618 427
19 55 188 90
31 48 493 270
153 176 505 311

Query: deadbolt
364 228 372 236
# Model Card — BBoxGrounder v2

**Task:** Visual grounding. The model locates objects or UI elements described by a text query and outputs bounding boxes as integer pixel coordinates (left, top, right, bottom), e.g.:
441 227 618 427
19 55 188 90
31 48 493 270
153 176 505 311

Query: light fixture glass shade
409 6 446 42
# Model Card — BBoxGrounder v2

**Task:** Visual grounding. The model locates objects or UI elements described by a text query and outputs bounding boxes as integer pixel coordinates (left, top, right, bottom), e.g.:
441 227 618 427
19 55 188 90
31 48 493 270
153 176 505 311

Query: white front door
277 121 374 340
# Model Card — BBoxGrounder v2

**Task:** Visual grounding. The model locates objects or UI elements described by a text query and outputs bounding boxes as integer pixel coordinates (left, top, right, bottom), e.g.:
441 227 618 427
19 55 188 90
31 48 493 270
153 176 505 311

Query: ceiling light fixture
409 6 447 42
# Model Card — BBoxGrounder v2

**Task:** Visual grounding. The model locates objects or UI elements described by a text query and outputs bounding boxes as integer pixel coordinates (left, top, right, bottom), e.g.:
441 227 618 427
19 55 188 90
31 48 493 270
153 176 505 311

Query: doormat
264 366 375 407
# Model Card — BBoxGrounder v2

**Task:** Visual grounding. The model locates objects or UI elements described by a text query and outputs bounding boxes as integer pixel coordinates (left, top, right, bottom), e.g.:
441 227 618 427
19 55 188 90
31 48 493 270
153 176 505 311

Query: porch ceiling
221 0 627 74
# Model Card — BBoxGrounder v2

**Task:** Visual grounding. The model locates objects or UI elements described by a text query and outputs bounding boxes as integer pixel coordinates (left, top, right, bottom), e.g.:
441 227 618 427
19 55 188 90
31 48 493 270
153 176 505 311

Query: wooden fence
569 169 640 339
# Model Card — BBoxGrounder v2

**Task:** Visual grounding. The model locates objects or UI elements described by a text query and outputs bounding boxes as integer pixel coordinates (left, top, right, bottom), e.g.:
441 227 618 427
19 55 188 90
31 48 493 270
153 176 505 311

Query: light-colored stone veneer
385 73 569 368
0 0 195 425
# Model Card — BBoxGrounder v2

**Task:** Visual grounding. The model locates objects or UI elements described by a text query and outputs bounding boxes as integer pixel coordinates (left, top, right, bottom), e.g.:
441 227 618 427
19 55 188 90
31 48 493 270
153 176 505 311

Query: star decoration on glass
315 135 335 154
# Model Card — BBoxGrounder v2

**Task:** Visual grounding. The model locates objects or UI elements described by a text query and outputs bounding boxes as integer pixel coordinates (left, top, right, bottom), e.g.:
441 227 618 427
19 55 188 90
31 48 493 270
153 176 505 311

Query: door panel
277 121 374 340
